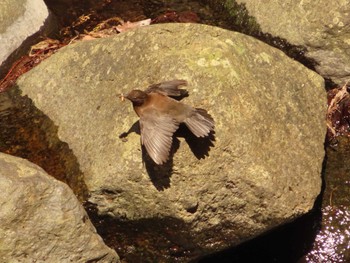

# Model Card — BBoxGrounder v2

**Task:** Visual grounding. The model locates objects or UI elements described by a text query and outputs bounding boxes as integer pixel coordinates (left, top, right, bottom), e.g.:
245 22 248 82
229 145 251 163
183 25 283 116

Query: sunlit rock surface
0 153 119 262
16 23 325 261
0 0 50 78
235 0 350 84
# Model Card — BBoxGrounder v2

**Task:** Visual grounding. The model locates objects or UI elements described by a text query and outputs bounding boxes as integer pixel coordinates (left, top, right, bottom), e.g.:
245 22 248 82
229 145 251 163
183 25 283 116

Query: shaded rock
0 0 53 78
0 153 119 262
16 23 325 261
0 89 89 200
235 0 350 84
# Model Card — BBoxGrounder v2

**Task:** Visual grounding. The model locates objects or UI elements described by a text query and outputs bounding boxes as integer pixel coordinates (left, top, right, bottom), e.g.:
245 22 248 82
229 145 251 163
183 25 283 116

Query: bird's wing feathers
146 80 188 98
140 111 179 165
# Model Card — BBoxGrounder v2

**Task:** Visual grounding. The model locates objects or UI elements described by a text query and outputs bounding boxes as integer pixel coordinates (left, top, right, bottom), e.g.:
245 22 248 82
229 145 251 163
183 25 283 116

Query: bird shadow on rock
175 123 216 160
119 122 215 191
142 140 180 191
119 121 140 141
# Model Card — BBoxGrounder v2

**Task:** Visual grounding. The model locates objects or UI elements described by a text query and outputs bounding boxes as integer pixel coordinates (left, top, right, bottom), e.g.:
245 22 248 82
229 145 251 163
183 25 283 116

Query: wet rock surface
15 23 325 261
0 152 119 263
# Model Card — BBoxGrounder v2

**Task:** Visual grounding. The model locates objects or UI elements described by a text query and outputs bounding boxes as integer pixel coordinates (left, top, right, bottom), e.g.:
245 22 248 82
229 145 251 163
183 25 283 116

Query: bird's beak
119 93 125 102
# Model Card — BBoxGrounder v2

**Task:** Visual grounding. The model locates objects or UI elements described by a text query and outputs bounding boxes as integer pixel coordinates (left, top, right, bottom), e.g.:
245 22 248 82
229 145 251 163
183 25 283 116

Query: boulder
0 153 119 262
16 23 325 261
0 0 52 78
235 0 350 84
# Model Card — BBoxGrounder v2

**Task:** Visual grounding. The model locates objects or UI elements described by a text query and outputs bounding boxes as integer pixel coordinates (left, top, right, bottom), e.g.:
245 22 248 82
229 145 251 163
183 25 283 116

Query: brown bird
122 80 214 165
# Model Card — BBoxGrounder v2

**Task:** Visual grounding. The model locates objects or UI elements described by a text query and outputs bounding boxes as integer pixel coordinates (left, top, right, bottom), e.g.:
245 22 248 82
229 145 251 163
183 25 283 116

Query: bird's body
133 92 192 123
123 80 214 165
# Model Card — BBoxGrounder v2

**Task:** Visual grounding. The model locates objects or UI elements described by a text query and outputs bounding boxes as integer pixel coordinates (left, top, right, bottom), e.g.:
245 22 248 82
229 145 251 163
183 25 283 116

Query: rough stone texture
0 0 50 77
235 0 350 84
0 153 119 262
16 23 325 260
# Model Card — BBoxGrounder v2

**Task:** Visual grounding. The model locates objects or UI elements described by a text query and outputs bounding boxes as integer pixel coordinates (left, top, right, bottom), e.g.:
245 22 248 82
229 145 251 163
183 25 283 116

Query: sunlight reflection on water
306 205 350 263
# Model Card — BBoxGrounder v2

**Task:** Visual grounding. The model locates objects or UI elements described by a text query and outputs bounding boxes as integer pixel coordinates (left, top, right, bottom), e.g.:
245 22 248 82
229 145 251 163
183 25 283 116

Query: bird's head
123 89 148 106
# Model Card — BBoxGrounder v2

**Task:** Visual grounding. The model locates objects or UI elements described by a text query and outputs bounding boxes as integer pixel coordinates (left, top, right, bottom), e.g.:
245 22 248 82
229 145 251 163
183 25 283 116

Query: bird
121 79 214 165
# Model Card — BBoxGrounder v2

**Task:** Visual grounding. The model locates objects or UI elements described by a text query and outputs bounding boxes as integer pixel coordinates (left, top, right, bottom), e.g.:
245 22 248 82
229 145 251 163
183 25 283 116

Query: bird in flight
121 80 214 165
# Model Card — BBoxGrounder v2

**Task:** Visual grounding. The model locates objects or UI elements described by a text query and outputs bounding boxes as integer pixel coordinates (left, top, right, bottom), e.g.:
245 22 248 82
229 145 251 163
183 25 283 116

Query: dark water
2 0 349 262
304 137 350 263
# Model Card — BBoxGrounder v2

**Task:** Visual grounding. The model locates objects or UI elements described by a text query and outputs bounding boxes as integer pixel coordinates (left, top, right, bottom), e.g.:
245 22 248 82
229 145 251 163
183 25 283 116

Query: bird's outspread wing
139 110 179 165
146 79 188 98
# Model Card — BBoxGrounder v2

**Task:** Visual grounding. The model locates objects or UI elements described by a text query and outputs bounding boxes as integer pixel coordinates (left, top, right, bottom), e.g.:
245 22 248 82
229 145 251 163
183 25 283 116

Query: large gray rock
235 0 350 84
16 23 325 261
0 0 50 78
0 153 119 262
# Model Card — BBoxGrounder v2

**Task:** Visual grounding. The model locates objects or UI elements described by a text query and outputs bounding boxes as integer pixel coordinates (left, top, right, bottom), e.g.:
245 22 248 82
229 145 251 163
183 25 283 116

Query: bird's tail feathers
184 108 215 137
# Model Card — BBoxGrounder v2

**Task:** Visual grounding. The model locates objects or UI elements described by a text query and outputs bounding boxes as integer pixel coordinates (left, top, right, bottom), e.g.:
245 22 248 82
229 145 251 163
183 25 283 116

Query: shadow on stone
120 121 215 191
143 138 180 191
199 201 322 263
176 124 216 160
120 120 177 190
85 201 203 263
119 120 140 141
0 87 88 200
